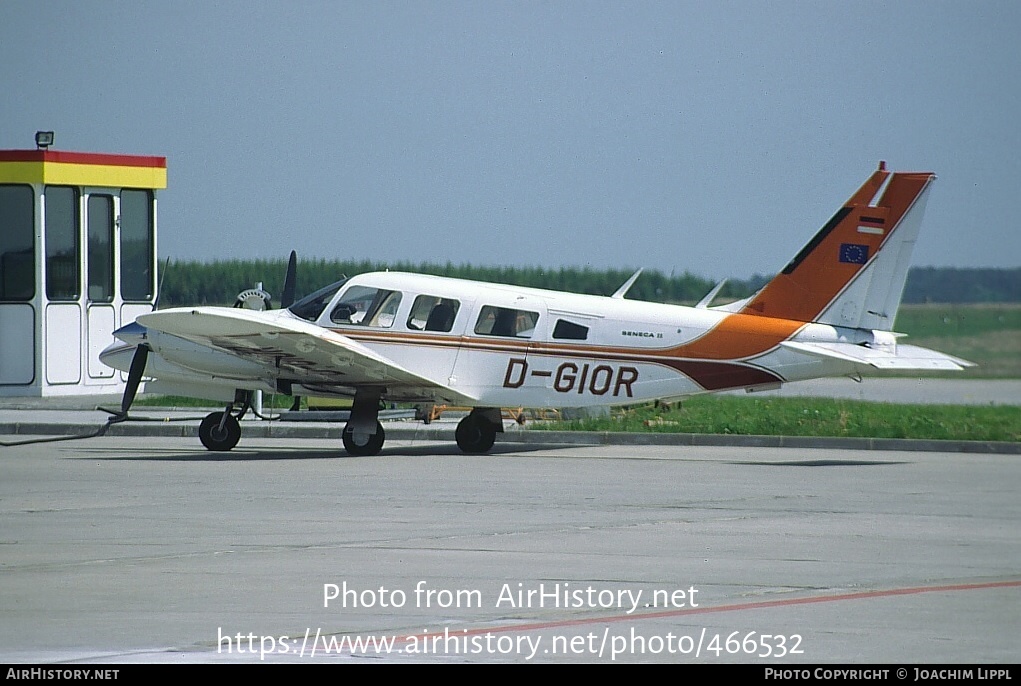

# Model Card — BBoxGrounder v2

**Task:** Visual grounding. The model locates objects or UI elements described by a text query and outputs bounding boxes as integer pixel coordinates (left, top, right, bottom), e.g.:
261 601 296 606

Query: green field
893 303 1021 378
536 395 1021 443
136 394 298 409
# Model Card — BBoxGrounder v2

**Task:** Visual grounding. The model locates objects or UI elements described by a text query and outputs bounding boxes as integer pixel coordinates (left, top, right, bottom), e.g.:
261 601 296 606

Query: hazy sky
2 1 1018 280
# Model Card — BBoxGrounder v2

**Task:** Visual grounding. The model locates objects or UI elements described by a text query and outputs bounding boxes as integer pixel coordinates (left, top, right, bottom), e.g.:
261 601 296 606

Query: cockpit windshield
287 278 347 322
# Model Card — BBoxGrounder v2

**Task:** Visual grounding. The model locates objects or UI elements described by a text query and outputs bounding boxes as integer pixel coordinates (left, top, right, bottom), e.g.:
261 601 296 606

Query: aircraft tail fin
739 163 936 330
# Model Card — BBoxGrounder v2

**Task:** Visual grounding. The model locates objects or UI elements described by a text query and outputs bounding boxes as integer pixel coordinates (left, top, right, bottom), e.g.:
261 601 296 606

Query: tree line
156 260 1019 308
901 267 1021 304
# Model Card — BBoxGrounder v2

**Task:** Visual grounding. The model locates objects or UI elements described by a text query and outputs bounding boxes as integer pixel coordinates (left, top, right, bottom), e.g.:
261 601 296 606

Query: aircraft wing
136 307 477 404
780 341 975 371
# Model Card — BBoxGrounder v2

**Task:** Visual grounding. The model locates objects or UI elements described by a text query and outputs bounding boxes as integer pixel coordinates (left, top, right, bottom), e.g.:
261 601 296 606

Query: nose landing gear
199 410 242 451
198 390 250 452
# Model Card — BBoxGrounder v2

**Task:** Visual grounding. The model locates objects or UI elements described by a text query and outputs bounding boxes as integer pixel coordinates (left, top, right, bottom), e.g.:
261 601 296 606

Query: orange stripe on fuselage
333 327 787 392
334 312 803 366
658 312 804 360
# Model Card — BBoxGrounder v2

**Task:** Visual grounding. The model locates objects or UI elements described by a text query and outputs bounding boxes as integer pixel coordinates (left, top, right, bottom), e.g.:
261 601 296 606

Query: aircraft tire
342 421 385 456
199 411 241 451
455 415 496 454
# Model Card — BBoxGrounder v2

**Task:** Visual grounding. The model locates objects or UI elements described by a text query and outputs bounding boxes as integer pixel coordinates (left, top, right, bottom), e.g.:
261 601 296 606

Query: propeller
120 343 150 416
279 251 300 409
281 250 298 309
116 254 164 414
233 251 298 310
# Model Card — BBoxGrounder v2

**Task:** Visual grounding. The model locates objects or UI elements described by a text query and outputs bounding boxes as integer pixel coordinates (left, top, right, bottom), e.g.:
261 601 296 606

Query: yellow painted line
0 161 166 189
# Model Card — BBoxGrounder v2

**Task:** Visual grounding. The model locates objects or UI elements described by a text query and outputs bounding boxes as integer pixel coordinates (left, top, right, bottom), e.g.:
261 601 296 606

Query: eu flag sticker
839 243 869 264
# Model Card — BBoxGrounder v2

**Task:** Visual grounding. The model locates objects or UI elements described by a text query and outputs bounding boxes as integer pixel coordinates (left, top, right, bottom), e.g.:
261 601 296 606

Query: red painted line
391 580 1021 642
0 149 166 167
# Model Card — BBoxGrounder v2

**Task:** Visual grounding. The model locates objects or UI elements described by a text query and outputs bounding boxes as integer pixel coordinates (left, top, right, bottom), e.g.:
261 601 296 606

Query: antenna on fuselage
611 269 643 299
695 279 729 309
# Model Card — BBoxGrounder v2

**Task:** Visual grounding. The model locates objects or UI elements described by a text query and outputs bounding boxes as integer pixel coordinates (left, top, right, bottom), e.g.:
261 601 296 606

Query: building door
86 193 117 380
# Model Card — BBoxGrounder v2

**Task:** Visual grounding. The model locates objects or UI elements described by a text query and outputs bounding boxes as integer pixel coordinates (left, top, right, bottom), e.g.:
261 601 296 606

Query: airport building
0 133 166 396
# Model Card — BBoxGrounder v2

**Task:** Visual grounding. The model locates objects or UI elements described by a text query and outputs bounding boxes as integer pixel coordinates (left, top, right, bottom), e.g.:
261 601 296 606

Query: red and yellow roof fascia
0 150 166 189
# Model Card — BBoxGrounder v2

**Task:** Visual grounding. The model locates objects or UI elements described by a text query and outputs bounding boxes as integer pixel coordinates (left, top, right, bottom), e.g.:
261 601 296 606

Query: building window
0 184 35 301
120 189 154 301
87 195 114 302
45 186 80 300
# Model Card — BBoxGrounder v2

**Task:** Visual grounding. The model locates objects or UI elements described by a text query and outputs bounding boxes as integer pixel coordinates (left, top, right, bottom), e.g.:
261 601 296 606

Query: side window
87 194 114 302
45 186 80 301
120 189 154 301
0 184 35 301
330 286 402 327
474 306 539 338
407 295 460 332
552 319 589 340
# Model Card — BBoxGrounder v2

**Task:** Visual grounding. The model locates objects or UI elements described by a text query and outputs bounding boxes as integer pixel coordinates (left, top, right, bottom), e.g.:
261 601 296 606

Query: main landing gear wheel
456 414 497 454
199 411 241 451
342 421 385 456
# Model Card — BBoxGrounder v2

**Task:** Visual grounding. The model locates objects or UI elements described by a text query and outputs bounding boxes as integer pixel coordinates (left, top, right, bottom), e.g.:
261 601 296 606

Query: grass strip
533 395 1021 443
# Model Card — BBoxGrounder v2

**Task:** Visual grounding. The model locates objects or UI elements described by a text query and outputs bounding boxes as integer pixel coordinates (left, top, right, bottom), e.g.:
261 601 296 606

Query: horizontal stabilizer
781 340 975 371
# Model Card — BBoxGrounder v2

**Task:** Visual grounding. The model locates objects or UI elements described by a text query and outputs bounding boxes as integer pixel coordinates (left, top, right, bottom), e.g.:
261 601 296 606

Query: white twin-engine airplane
101 162 971 455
